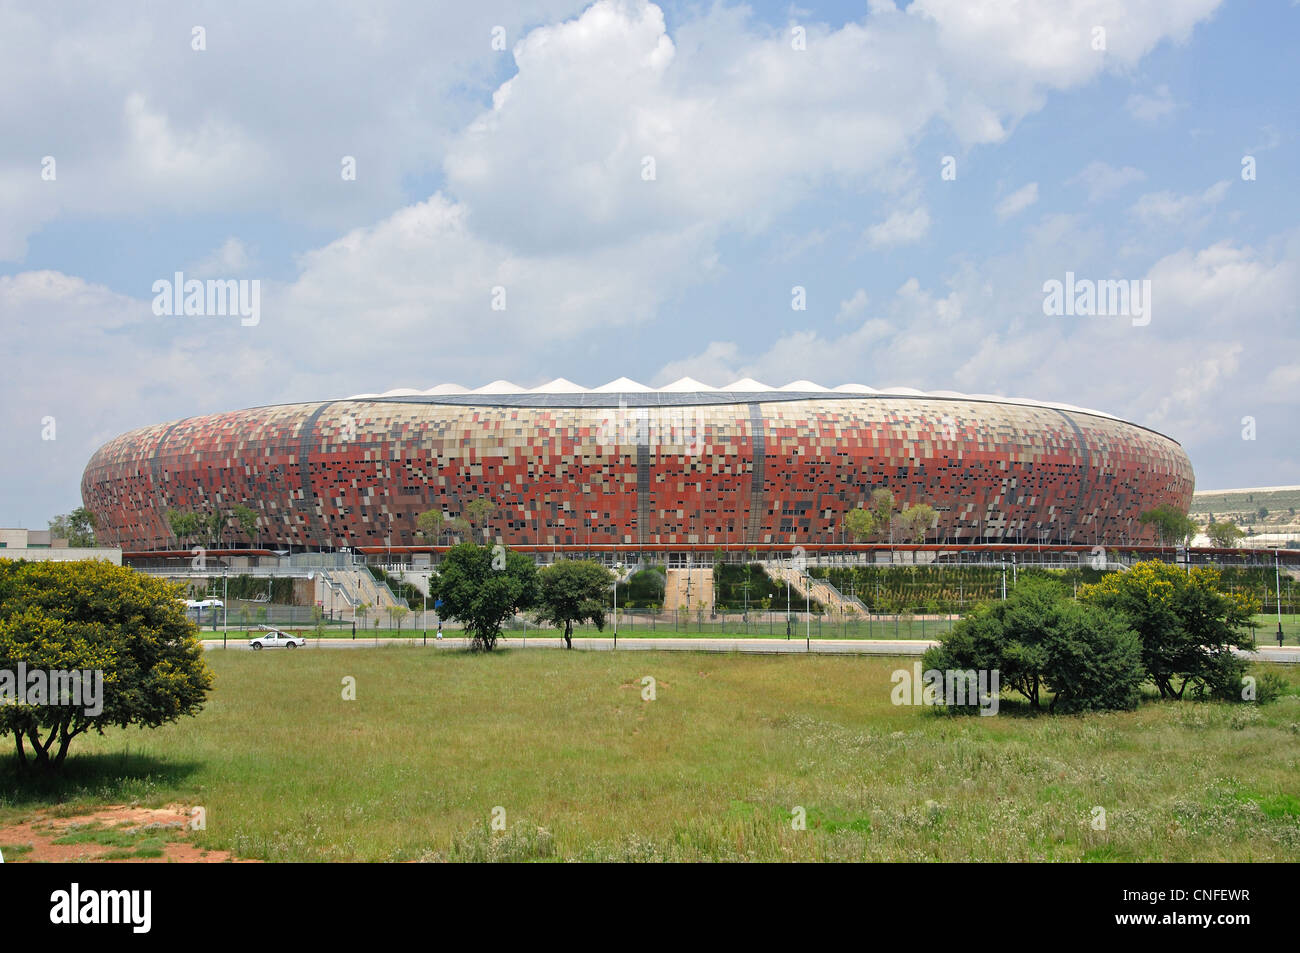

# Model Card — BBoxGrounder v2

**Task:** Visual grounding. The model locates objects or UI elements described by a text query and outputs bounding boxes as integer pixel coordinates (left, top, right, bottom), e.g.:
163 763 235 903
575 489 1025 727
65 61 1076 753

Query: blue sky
1 0 1297 529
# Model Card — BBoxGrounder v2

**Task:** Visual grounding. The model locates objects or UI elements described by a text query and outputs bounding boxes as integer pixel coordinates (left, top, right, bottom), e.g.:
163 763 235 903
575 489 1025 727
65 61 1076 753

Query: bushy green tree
922 578 1144 712
166 509 200 547
436 543 537 651
47 507 98 547
899 503 936 543
1080 561 1257 700
0 559 213 771
417 509 446 544
1139 504 1197 547
465 498 497 542
1207 520 1245 548
231 503 259 546
844 507 875 542
869 488 895 538
535 559 614 649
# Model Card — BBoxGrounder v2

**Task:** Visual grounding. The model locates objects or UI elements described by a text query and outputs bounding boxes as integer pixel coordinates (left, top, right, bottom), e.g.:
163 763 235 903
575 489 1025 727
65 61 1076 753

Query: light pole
786 563 792 640
1275 549 1284 646
613 561 623 648
805 566 810 651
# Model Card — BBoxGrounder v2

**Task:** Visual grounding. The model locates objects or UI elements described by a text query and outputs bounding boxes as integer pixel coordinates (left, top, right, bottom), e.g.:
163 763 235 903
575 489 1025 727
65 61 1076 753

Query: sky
2 0 1297 529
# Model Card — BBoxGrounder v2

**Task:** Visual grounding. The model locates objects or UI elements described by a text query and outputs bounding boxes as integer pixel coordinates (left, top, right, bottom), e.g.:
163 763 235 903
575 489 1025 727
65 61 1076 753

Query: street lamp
613 561 623 648
1275 549 1285 647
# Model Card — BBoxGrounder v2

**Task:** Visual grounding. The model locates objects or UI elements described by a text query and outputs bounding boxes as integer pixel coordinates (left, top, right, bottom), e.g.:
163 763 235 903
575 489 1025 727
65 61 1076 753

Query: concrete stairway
765 564 867 616
663 567 715 611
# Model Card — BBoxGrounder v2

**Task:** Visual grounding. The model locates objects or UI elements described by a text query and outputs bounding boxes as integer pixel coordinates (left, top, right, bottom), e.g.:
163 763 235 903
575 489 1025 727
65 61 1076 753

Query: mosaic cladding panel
80 398 1194 551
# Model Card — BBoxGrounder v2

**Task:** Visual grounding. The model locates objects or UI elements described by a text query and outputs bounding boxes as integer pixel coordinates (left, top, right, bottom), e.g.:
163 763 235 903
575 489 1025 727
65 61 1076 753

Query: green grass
51 823 173 858
1249 613 1300 645
1 650 1298 862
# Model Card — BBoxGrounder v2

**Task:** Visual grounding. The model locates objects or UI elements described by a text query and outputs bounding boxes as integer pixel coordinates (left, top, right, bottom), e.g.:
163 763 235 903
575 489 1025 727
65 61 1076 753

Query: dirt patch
0 804 258 863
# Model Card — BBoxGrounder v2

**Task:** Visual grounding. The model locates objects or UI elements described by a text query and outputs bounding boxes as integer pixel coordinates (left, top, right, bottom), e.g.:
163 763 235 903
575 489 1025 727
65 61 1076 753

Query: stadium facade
81 378 1194 554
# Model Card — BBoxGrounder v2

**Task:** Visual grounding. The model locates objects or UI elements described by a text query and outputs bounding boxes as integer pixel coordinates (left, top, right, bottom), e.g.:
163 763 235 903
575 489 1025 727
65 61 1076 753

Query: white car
249 626 306 651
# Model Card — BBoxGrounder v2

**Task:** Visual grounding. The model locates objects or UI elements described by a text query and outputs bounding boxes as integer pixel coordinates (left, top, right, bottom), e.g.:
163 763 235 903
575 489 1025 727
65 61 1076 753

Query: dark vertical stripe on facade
149 420 184 488
1054 409 1092 543
636 408 651 547
746 402 767 545
298 402 336 541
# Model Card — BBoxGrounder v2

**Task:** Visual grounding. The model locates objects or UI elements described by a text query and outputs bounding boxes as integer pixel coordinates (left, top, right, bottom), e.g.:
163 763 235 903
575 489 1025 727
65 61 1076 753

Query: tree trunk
54 723 85 766
564 621 573 650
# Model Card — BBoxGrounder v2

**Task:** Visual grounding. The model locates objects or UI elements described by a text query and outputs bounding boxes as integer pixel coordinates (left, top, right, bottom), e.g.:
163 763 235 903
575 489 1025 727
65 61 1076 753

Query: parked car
249 626 306 650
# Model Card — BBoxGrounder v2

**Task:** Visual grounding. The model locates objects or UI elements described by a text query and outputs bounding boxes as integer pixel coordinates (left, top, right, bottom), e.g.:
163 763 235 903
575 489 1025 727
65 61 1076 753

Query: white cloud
443 0 1221 252
1132 179 1230 229
1126 83 1177 121
1071 161 1146 201
865 207 931 248
652 341 743 387
834 289 870 323
0 0 593 262
995 182 1039 220
188 238 256 277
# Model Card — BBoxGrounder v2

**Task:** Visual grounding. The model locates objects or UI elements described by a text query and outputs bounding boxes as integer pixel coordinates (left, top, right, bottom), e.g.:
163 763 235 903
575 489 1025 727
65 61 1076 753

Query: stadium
80 378 1194 558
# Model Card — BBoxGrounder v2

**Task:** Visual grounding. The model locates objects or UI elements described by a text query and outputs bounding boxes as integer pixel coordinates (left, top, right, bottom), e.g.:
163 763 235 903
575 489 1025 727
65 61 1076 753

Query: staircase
765 564 867 616
318 569 402 612
663 567 715 611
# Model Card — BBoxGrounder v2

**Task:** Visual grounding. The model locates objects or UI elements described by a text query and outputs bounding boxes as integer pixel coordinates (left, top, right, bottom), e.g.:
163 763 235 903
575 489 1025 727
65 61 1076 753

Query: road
201 636 1300 662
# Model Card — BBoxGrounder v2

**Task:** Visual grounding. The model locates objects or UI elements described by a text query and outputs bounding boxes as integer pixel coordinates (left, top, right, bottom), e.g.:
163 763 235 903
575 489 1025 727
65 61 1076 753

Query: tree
445 516 472 543
869 488 895 537
1079 561 1257 700
1257 506 1269 521
0 559 213 771
535 559 614 649
355 602 370 629
231 503 259 547
435 542 538 651
48 508 97 548
388 605 409 632
1138 504 1197 547
921 577 1144 712
417 509 446 545
844 507 876 542
465 498 497 542
899 503 937 543
166 509 199 548
1207 520 1245 548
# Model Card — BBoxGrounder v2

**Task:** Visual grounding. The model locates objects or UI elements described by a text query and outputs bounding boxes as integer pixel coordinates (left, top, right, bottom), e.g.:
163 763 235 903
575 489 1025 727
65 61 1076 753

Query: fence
535 608 960 641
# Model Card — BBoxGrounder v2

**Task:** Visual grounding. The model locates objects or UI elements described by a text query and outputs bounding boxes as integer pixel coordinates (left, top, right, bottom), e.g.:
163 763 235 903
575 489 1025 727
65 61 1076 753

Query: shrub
1080 561 1257 701
922 578 1143 712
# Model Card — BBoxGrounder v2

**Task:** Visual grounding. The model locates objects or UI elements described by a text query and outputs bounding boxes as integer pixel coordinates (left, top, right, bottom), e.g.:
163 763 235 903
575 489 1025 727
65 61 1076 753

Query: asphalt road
201 636 1300 662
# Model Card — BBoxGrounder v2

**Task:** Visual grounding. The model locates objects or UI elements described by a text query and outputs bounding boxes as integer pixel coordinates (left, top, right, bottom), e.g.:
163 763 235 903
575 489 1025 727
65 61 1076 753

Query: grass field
2 650 1298 862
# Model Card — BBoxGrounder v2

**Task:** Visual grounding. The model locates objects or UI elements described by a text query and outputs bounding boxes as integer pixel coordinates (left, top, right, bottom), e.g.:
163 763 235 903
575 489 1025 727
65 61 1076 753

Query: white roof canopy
342 378 1117 419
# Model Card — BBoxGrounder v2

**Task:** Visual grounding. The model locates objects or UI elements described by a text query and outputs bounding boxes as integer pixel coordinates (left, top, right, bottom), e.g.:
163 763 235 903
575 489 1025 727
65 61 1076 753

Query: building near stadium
81 378 1194 555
